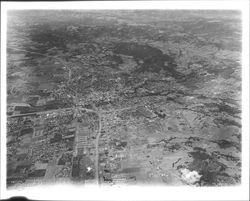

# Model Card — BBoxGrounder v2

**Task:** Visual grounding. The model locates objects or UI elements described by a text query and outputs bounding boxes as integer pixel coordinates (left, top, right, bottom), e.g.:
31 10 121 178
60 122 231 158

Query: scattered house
13 103 31 115
62 134 75 140
136 106 157 119
28 169 47 178
114 151 126 160
19 135 32 146
36 98 46 106
77 148 84 155
34 116 44 126
25 95 40 106
77 136 88 147
7 174 25 185
111 174 136 183
20 127 33 137
119 167 140 174
7 105 15 115
66 124 76 133
34 162 48 170
33 126 44 138
17 148 29 155
79 126 92 136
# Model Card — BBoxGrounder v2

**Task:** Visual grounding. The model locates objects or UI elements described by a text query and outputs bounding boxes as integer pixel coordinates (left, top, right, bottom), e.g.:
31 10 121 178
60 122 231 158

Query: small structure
13 103 31 115
136 106 157 119
33 126 44 138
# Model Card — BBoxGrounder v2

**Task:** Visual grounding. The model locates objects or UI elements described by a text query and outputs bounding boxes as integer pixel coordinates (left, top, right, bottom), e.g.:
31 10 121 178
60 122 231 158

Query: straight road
94 112 102 184
8 104 142 118
8 107 75 118
7 47 145 185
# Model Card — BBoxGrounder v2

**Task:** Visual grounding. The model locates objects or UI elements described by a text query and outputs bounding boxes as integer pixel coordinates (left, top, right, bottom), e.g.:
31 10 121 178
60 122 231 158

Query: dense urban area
7 10 241 187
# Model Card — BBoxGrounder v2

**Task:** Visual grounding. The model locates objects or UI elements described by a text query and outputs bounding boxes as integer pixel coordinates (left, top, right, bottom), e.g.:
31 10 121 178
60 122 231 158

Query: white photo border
1 1 249 200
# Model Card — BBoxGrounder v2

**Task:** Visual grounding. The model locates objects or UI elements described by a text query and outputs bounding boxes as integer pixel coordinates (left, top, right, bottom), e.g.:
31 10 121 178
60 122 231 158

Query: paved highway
94 112 102 184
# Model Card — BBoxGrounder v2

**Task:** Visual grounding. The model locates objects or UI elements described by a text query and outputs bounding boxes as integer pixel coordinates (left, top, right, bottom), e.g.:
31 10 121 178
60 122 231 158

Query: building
136 106 157 119
13 103 31 115
33 126 44 138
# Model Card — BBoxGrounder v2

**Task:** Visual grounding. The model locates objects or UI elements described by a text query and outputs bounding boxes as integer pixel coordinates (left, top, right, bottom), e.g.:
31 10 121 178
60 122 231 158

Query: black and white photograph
0 1 249 200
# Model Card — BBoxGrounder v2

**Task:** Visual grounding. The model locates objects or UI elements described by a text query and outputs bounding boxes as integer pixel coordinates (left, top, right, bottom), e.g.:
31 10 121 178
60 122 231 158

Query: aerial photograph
6 10 241 188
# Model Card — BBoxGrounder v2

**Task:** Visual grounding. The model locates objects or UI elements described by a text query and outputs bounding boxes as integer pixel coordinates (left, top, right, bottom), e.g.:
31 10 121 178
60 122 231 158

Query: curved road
7 46 144 184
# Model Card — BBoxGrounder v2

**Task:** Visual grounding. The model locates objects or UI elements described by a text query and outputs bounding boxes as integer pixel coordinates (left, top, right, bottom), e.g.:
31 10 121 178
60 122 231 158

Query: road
8 107 75 118
73 107 102 184
94 112 102 184
7 45 143 182
8 104 143 118
8 47 72 81
8 104 141 184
